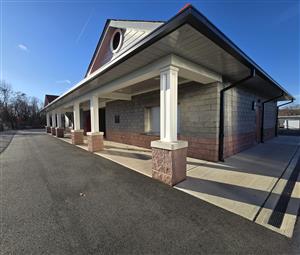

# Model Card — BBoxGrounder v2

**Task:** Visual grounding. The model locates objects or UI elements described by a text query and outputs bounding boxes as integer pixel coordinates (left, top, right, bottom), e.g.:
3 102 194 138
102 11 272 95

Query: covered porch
43 12 292 186
45 53 223 186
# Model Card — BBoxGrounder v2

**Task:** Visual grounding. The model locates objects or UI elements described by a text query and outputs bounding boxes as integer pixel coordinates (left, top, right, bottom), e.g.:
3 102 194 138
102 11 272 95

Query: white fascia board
55 56 165 110
170 55 222 83
53 54 222 111
61 103 74 109
100 92 132 101
87 22 111 77
43 20 175 112
109 20 164 31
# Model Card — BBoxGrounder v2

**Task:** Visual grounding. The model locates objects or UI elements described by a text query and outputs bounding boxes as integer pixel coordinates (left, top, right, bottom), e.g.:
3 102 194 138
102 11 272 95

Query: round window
110 29 123 53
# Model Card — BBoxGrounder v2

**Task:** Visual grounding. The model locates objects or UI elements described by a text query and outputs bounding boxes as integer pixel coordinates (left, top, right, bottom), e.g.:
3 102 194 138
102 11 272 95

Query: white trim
57 112 62 128
110 29 123 54
159 65 179 142
43 11 292 112
47 54 222 112
151 140 188 150
90 95 99 133
64 114 70 128
87 131 104 136
43 21 175 111
71 129 84 133
87 25 110 77
46 113 50 126
51 112 56 127
73 102 80 130
101 92 131 101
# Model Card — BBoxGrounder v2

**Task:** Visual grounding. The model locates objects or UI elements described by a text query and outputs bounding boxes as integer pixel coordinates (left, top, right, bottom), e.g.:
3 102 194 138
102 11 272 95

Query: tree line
279 104 300 116
0 80 45 131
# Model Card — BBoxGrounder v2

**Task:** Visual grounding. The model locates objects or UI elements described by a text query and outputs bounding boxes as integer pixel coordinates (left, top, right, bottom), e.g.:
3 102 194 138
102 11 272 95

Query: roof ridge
109 19 165 23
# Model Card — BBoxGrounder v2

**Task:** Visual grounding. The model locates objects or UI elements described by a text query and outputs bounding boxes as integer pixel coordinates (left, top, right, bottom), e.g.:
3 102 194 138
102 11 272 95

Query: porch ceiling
116 76 189 96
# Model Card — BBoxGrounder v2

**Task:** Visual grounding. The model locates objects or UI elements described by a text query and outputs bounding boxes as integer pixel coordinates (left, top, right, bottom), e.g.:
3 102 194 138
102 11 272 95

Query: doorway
99 108 106 136
255 105 262 143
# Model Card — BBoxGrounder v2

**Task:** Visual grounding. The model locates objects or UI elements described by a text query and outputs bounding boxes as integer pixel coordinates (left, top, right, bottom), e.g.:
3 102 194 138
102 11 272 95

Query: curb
255 146 300 237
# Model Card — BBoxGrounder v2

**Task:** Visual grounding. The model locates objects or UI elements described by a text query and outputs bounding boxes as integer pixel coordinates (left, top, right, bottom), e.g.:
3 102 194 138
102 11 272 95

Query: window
149 106 160 133
145 106 181 134
110 29 123 53
252 101 255 111
114 115 120 124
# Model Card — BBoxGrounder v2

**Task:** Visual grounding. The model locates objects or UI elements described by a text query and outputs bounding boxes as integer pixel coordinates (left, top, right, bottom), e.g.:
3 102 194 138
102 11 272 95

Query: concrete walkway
176 136 300 237
57 133 300 237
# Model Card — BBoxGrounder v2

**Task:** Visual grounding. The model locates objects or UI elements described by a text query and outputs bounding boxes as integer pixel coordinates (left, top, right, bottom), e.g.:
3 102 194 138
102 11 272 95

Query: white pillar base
71 129 84 145
87 132 104 152
151 140 188 186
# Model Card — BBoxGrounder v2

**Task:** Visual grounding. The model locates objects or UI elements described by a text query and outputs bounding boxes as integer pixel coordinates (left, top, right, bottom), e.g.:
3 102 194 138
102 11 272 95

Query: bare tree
279 104 300 116
0 80 12 106
0 80 45 130
0 81 14 129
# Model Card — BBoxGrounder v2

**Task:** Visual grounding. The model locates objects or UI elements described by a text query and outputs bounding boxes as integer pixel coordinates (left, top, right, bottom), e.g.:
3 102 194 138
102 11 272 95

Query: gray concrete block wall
264 101 277 129
106 81 220 138
224 86 277 135
106 100 145 133
179 82 220 139
224 87 257 136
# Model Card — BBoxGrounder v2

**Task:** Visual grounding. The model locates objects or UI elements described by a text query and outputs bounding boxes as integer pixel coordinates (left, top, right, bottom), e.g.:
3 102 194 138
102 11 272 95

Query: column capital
160 65 179 73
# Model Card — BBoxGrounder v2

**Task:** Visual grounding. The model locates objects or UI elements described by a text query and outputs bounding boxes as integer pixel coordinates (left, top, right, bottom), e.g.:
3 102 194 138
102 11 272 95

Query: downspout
275 99 294 136
218 69 256 161
260 92 284 143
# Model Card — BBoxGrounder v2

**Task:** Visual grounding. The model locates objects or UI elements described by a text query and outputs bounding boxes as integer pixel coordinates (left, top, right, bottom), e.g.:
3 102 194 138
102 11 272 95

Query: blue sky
1 0 299 104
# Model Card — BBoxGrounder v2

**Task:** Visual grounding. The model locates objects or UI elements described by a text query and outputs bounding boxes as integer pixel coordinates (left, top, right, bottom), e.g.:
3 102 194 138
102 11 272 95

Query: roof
43 5 294 111
44 94 59 107
85 19 165 77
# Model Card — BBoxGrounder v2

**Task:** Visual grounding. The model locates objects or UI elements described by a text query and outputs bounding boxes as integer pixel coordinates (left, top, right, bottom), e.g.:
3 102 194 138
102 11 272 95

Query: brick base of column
71 130 84 145
151 140 188 186
55 127 64 138
51 127 56 135
87 132 104 152
45 126 51 133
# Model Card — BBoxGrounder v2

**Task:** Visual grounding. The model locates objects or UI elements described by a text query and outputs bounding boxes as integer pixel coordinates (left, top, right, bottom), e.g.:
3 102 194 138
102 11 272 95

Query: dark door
99 108 106 136
255 106 262 143
84 111 91 133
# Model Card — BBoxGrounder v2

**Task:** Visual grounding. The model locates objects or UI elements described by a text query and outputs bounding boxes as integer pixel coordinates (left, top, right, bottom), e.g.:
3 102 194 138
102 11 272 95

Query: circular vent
110 29 123 53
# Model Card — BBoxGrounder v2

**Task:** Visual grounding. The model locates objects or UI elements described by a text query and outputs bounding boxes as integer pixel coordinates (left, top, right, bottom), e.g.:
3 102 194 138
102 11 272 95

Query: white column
65 114 70 128
160 66 179 142
57 112 62 128
73 102 80 130
90 95 99 133
46 112 50 126
52 112 56 127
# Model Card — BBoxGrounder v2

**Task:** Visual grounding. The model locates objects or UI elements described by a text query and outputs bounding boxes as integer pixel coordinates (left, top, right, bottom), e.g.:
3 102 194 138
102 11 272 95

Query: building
43 5 293 186
278 116 300 129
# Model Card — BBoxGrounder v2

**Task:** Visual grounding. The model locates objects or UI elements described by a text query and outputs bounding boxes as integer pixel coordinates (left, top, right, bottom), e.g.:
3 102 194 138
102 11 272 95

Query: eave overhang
43 5 293 112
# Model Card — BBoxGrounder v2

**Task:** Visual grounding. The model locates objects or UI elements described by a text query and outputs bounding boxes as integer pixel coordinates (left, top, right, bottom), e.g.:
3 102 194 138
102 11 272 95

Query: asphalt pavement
0 130 15 153
1 130 300 254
